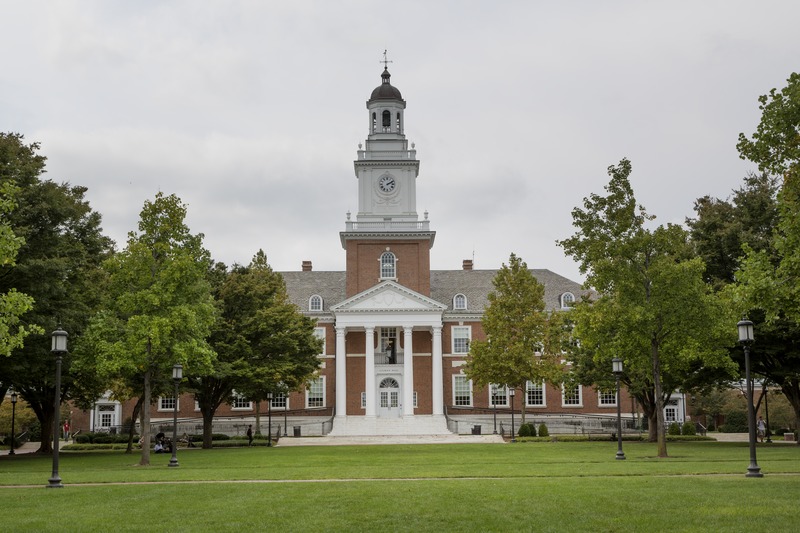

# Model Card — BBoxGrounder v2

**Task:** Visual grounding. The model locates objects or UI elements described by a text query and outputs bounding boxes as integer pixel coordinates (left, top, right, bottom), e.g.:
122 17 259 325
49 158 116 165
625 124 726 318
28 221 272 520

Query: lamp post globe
9 390 17 456
48 327 68 488
737 319 763 478
612 358 626 460
169 364 183 468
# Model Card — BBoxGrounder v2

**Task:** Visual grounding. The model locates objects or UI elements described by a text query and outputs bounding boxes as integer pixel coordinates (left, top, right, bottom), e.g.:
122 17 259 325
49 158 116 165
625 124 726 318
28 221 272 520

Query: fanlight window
453 293 467 310
561 292 575 308
380 378 399 389
309 295 323 311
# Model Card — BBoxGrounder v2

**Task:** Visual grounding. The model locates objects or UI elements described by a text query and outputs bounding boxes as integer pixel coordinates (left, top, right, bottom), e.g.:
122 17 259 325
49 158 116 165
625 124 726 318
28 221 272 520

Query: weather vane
380 49 393 69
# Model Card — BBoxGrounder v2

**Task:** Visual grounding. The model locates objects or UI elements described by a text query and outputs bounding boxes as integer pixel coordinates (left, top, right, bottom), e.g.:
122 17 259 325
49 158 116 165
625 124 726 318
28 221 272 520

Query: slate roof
279 269 587 316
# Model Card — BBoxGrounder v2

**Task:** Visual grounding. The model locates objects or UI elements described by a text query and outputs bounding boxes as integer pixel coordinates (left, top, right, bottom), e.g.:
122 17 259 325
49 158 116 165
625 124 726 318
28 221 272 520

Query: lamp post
9 390 17 456
764 381 772 443
612 358 626 460
491 385 498 434
169 364 182 468
48 327 68 488
738 318 763 478
266 391 273 447
509 387 516 443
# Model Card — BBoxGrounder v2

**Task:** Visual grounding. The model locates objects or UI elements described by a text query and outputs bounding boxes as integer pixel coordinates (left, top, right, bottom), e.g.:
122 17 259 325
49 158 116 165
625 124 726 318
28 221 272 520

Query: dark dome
369 68 403 101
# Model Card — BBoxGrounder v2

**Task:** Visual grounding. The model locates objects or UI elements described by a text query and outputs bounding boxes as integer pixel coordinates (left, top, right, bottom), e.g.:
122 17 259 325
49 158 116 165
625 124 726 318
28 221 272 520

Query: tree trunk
140 367 151 466
125 396 143 454
202 406 215 449
652 339 668 458
255 400 262 435
780 379 800 446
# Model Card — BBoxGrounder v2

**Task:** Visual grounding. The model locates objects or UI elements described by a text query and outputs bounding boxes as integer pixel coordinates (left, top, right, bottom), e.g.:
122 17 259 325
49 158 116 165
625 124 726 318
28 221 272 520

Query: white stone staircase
326 415 451 437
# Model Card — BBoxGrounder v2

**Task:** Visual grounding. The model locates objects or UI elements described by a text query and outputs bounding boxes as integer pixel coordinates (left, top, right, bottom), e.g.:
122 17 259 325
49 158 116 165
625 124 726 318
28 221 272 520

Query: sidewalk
0 441 42 456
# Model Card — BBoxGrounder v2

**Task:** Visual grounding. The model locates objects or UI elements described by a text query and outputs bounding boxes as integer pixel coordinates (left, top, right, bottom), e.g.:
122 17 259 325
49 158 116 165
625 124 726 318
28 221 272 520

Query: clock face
378 175 396 193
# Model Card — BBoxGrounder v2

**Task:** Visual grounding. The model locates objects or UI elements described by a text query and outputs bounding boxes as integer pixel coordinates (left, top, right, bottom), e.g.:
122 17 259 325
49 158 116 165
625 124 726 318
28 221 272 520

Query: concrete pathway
0 441 43 456
276 434 505 447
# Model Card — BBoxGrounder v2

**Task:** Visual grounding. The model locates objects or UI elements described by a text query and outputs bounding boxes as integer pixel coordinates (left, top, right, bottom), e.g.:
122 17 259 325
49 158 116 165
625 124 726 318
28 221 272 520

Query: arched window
372 112 377 132
380 252 396 279
453 293 467 310
309 295 323 312
396 112 401 131
561 292 575 308
382 110 391 131
380 377 399 389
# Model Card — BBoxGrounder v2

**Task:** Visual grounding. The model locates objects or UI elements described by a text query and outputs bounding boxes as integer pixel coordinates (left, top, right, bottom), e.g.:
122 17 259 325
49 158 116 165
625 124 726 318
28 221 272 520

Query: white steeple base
327 415 451 437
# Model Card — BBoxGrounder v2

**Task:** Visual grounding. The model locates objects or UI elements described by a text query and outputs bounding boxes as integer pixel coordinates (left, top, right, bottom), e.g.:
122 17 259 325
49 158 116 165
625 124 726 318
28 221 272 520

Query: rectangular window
361 392 366 409
490 384 508 407
232 393 252 410
271 392 288 410
599 390 617 407
307 377 325 408
314 327 326 355
562 384 582 407
526 381 545 407
158 397 176 411
99 413 113 428
413 391 418 409
453 375 473 406
452 326 471 354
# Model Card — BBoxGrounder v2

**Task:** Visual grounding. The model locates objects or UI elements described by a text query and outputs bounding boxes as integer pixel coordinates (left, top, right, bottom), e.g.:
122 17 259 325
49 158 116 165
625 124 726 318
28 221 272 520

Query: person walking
247 425 253 447
757 416 766 443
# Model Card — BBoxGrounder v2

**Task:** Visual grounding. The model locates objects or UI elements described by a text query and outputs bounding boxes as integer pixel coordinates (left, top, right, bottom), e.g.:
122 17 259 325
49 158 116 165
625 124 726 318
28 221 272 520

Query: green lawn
2 441 799 532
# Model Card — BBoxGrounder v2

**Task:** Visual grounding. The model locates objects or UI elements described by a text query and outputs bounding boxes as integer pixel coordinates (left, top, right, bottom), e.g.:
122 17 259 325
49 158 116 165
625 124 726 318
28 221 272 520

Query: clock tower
341 66 435 297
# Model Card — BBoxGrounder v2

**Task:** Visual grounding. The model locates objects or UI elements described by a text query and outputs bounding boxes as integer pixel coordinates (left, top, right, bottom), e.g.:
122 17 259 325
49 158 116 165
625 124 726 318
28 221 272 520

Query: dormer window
309 295 323 312
453 293 467 310
380 251 396 279
561 292 575 309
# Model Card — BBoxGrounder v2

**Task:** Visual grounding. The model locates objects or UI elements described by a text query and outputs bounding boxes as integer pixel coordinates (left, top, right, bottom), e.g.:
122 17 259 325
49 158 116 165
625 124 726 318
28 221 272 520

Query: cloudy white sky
2 1 798 284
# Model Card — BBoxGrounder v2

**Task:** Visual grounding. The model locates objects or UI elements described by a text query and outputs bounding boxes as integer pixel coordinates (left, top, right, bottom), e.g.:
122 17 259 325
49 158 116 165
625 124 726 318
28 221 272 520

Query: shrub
518 423 536 437
538 423 549 437
720 410 748 433
668 422 681 435
681 421 696 436
211 433 230 441
75 434 91 444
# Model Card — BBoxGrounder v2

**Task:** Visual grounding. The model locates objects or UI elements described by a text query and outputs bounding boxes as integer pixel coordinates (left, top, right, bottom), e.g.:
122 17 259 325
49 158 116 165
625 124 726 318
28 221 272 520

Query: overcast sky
2 1 798 284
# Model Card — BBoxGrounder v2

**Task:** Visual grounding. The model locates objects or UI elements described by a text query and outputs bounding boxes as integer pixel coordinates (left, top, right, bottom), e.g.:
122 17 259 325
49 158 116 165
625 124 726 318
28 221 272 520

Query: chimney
302 260 313 272
462 259 473 271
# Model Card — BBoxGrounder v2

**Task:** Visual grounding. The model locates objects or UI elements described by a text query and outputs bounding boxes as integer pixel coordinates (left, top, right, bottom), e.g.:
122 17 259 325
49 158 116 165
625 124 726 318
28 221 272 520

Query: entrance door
378 377 401 418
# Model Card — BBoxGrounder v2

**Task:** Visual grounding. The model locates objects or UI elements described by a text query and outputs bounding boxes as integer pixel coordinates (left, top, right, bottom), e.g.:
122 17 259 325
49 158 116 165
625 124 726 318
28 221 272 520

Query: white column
432 325 443 415
403 325 414 416
365 326 376 416
335 326 347 417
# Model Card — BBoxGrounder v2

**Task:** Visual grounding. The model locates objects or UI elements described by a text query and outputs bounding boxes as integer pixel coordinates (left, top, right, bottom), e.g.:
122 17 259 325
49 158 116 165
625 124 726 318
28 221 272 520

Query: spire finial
380 49 393 70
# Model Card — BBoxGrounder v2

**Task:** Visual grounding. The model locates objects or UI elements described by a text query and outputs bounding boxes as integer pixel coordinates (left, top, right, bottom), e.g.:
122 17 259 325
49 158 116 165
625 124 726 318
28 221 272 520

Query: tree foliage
465 253 565 421
558 159 735 457
0 132 111 453
79 192 215 465
189 250 322 448
734 72 800 432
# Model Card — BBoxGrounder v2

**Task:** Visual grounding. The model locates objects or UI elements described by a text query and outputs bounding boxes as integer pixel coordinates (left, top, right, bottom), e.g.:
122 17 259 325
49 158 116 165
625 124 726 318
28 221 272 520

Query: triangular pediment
332 281 447 313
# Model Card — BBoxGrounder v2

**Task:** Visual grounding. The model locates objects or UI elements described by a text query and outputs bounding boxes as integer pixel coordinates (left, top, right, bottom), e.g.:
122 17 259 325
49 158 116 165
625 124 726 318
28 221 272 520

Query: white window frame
380 251 396 280
561 292 576 309
453 374 473 407
489 384 508 407
598 390 617 407
231 392 253 411
452 326 471 354
453 293 467 310
526 381 546 407
158 396 178 412
314 327 326 355
309 294 323 312
562 384 583 407
306 377 326 408
361 392 366 409
270 392 288 410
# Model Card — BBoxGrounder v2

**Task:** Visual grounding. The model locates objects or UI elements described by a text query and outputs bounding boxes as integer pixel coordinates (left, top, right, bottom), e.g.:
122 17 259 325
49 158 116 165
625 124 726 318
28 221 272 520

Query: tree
0 132 111 453
80 192 216 465
189 251 322 448
735 72 800 433
465 253 565 423
558 159 735 457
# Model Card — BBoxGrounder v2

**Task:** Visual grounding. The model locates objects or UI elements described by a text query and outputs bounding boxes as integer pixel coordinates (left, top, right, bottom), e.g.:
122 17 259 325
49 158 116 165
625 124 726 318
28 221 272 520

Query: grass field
2 441 798 532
